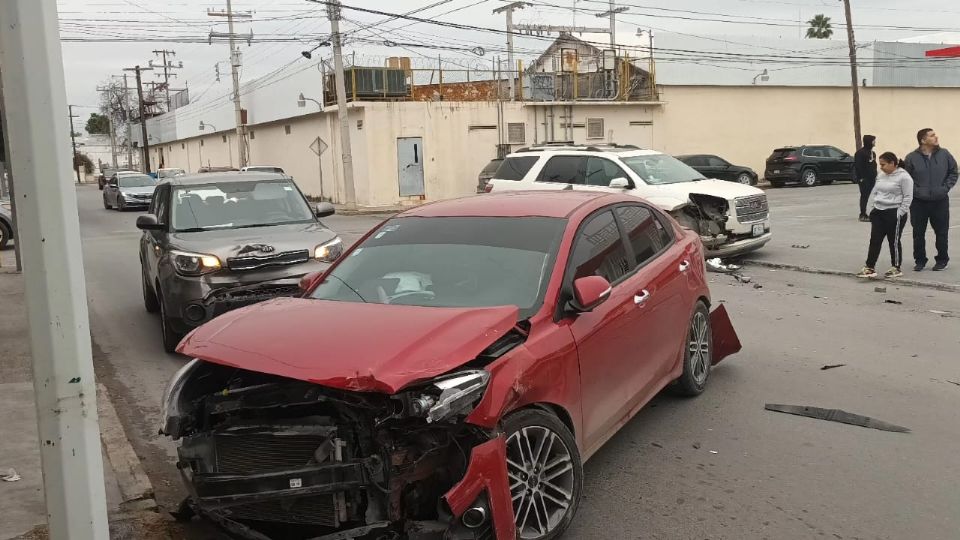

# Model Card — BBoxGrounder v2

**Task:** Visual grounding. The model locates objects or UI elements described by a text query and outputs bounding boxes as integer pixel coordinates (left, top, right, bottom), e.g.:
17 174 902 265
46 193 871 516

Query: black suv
764 145 855 187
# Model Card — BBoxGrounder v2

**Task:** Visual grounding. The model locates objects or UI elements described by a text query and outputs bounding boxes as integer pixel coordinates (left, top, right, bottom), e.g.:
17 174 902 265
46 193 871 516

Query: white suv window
537 156 585 184
584 157 628 187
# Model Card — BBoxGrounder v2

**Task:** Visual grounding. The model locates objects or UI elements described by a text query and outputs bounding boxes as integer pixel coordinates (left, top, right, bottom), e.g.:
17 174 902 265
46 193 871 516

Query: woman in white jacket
856 152 914 279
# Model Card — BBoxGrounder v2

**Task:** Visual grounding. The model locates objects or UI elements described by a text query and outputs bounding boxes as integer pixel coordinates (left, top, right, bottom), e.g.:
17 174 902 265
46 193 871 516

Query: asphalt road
75 185 960 540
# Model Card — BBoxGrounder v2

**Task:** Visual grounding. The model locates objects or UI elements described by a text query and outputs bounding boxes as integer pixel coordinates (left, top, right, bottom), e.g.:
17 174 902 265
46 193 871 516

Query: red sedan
161 191 741 540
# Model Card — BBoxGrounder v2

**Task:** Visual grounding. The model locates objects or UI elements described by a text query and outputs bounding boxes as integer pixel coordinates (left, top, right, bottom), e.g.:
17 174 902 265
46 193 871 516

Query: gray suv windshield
621 154 705 185
171 179 314 232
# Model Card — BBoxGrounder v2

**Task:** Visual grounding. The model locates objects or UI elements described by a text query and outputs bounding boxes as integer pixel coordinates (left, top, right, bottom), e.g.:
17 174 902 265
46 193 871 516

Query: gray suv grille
226 249 310 271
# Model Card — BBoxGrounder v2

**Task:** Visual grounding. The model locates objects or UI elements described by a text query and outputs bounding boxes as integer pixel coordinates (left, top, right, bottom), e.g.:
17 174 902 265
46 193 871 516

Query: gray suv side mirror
315 202 336 218
136 215 164 231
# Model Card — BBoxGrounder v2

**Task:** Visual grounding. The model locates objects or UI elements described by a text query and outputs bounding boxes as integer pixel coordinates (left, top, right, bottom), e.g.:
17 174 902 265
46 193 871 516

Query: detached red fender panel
444 436 515 540
710 304 741 364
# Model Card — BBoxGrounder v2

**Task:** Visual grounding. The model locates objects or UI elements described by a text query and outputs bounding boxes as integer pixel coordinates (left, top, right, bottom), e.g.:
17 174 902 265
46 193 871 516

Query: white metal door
397 137 425 197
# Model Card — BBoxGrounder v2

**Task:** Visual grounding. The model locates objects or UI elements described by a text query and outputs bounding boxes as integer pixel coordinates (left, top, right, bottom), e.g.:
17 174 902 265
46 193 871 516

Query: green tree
85 112 110 135
806 14 833 39
74 152 94 174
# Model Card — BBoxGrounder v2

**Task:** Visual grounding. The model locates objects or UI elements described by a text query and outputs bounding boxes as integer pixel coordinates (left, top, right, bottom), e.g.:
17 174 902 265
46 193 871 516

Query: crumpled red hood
177 298 519 394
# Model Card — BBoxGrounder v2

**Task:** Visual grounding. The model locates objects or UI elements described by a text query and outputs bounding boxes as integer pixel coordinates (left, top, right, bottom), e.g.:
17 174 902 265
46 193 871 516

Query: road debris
820 364 846 370
948 380 960 387
874 286 887 293
764 404 910 433
651 442 663 448
734 274 752 284
706 258 741 273
709 450 719 454
884 299 903 305
791 244 810 249
929 310 951 315
753 283 763 289
2 468 20 482
692 442 701 449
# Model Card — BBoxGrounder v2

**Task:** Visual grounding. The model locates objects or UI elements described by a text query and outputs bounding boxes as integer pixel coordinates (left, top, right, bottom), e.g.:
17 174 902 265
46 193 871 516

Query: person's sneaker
856 267 878 278
858 214 870 222
885 267 903 278
914 262 927 272
932 261 948 271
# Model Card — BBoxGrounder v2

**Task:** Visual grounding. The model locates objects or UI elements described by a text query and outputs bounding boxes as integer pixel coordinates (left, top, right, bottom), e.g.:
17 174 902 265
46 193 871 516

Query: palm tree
806 14 833 39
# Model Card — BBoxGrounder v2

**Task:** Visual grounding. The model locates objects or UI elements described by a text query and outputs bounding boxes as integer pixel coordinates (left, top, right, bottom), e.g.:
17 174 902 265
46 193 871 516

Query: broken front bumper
175 427 514 539
705 231 772 258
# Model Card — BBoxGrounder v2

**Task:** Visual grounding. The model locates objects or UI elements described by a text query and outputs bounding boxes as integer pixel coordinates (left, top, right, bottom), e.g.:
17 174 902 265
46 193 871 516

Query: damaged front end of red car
161 326 522 539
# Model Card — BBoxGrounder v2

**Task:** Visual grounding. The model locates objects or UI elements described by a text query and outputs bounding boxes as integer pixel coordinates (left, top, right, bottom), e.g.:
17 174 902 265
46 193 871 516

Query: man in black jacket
903 128 958 271
854 135 877 222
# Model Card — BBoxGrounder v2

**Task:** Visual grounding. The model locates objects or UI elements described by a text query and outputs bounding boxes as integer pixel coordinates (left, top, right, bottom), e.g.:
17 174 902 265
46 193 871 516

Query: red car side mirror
572 276 612 312
299 271 323 293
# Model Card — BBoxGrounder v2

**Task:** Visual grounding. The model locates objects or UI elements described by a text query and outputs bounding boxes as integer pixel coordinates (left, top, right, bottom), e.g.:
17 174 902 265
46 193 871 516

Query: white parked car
486 144 771 258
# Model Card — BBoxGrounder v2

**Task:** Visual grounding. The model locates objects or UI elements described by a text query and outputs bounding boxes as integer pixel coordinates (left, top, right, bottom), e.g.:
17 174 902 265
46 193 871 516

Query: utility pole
124 65 153 173
208 1 251 169
841 0 862 151
0 1 109 538
596 0 628 47
121 74 134 168
327 0 357 209
68 104 80 183
494 2 531 101
151 49 181 110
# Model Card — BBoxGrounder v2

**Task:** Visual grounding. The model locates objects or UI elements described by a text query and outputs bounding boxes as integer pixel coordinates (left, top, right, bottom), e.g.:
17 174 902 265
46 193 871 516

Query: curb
96 383 157 512
740 259 960 293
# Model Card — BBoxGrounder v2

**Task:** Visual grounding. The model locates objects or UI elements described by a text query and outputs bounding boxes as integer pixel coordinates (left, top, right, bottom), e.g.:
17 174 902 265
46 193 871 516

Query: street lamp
301 40 331 60
752 69 770 85
199 120 217 131
298 92 322 110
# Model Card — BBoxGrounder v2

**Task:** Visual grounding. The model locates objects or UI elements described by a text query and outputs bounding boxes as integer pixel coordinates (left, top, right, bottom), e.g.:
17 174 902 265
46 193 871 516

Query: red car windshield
310 216 566 319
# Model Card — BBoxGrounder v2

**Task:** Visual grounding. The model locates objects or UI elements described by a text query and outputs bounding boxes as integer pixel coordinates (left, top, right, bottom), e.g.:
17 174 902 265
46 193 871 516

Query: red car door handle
634 289 651 305
679 260 690 272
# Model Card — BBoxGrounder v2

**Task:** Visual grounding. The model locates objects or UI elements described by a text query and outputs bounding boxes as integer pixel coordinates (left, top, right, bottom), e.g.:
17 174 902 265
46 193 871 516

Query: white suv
486 144 771 258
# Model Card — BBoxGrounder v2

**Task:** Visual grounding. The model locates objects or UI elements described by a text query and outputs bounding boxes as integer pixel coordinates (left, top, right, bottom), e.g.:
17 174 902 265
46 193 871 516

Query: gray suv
137 172 342 352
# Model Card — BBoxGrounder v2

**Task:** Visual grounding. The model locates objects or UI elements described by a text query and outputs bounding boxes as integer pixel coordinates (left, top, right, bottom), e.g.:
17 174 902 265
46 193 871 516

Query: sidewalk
0 249 160 539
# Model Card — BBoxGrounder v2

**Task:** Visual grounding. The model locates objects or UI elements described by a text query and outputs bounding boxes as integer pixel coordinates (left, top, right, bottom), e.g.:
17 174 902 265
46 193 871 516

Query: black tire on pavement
800 168 818 187
672 301 713 397
142 271 160 313
103 196 111 210
116 197 125 211
0 221 11 250
737 173 752 185
158 285 184 354
503 408 583 540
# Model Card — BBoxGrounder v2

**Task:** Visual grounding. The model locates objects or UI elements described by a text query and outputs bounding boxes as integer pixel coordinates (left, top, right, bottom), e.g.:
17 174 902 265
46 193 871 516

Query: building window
181 143 185 149
586 118 604 139
222 135 228 143
250 130 255 140
507 123 526 144
284 125 292 135
200 140 204 147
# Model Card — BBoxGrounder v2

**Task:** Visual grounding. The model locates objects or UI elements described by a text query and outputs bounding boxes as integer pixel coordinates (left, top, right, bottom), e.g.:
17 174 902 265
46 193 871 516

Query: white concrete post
0 1 109 538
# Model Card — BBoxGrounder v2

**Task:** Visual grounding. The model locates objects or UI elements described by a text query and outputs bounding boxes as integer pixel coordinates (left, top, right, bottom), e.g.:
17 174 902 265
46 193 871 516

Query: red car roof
400 191 625 219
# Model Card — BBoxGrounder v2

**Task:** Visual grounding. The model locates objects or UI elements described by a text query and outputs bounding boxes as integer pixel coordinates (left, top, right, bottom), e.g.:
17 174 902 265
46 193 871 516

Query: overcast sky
57 0 960 124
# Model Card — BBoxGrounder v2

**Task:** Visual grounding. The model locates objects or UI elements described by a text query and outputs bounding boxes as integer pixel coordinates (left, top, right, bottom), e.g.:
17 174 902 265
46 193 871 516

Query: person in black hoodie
854 135 878 222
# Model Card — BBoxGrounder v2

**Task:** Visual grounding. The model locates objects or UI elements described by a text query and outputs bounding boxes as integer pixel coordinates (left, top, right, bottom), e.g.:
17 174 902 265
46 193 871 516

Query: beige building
148 85 960 209
141 33 960 209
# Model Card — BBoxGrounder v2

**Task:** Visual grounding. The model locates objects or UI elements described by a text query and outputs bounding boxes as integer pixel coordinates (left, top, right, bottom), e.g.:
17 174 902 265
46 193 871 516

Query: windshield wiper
232 220 309 230
324 274 367 303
